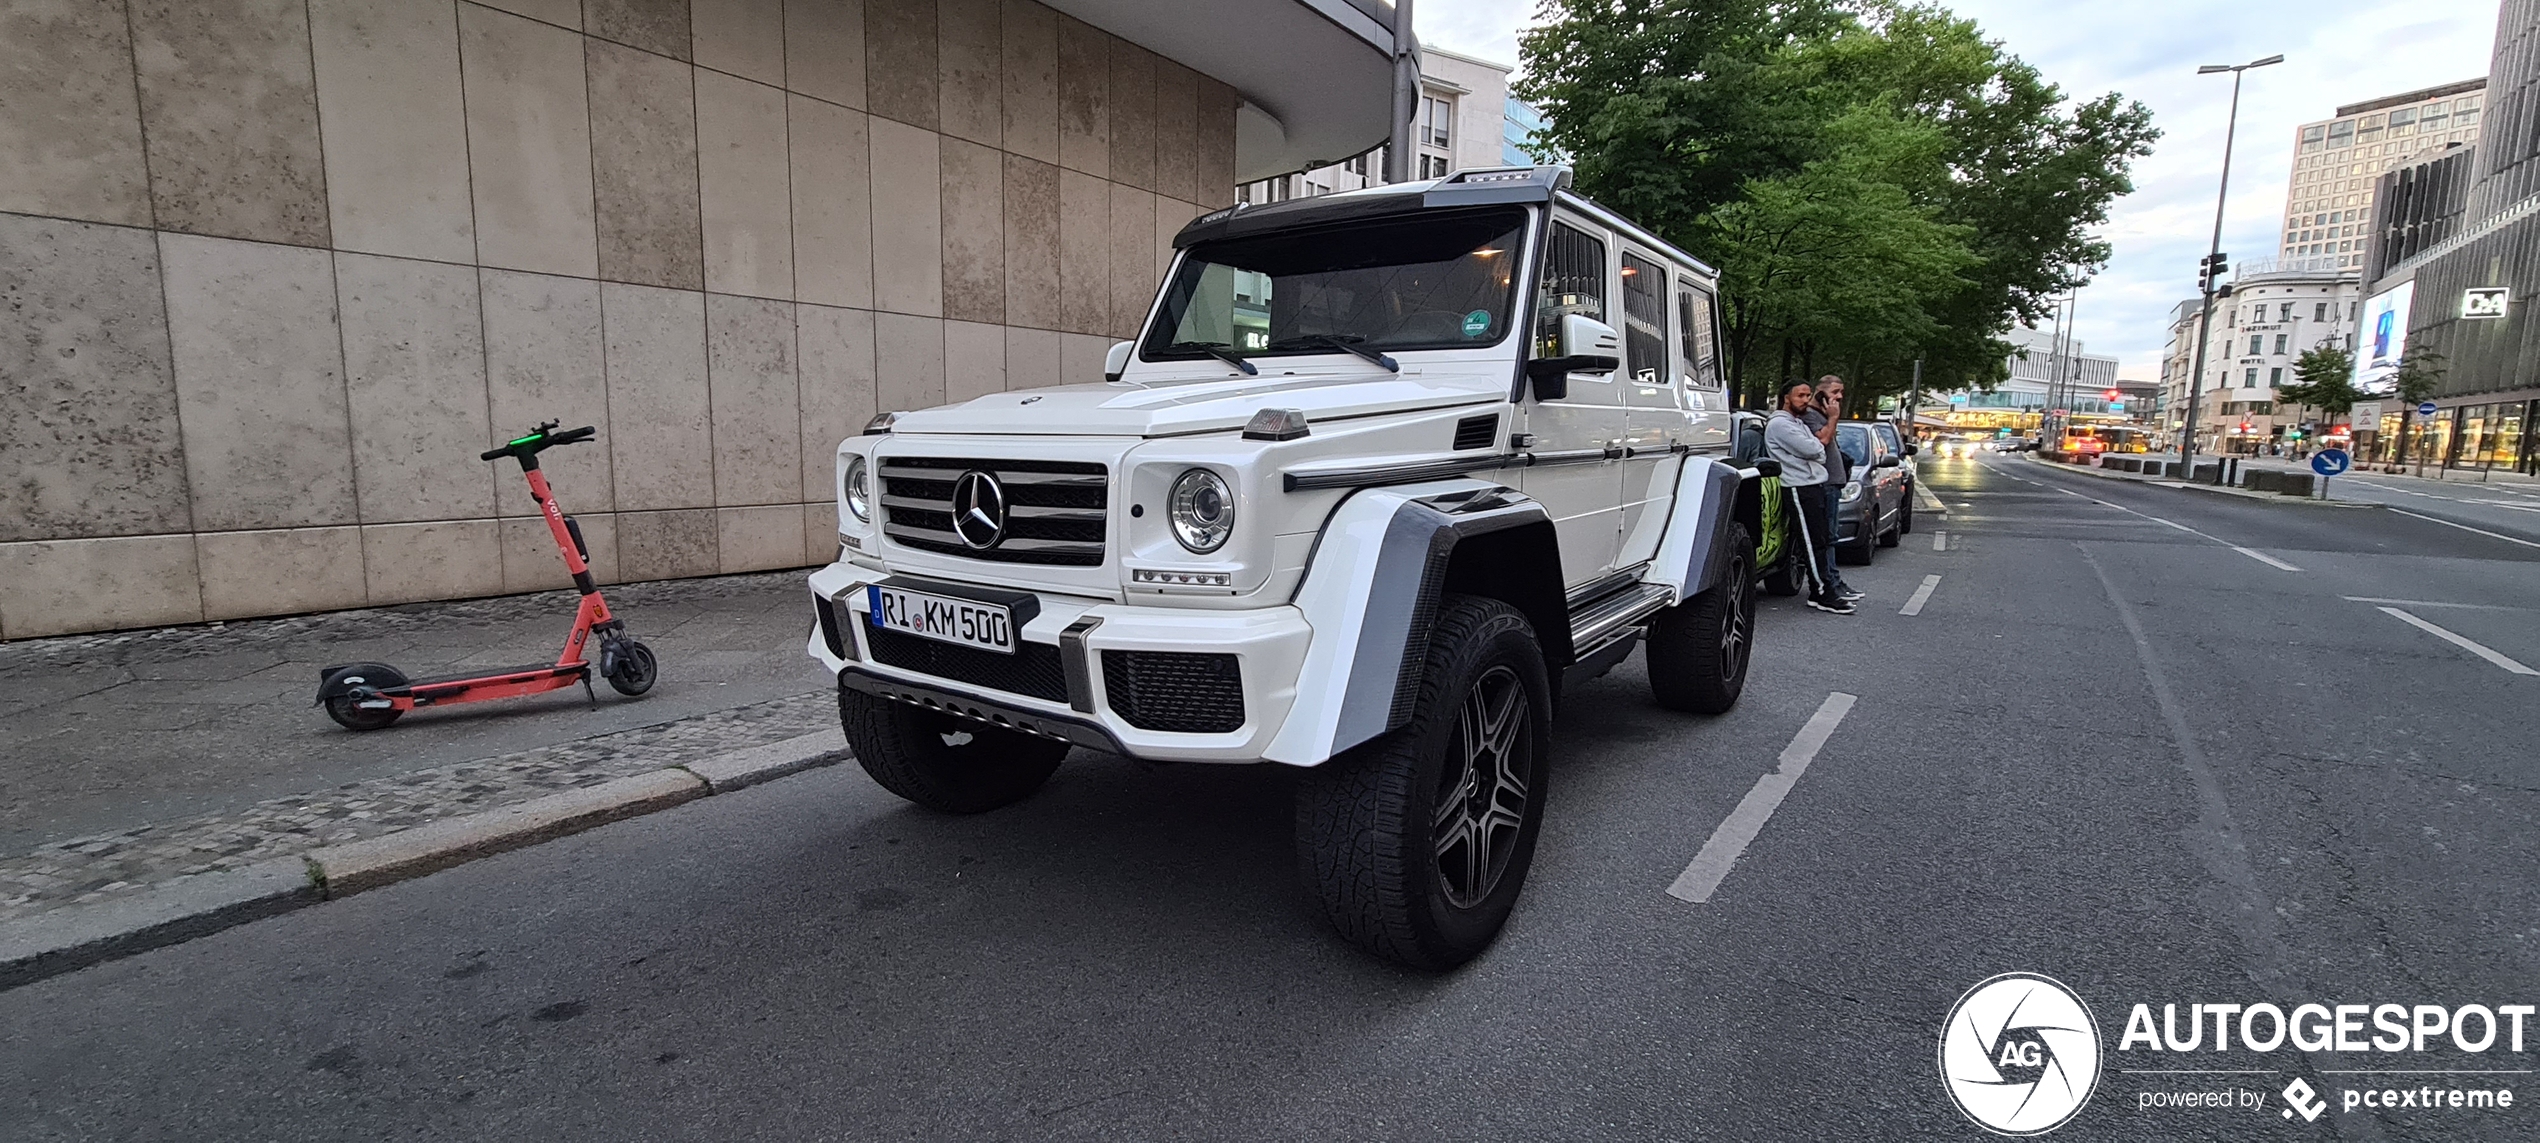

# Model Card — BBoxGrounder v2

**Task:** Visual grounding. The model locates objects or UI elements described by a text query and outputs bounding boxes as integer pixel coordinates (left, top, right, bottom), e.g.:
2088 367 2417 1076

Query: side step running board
1568 582 1675 650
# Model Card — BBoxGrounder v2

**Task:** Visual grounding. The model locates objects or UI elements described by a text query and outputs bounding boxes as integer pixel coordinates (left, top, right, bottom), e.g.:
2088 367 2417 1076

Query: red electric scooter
315 422 657 731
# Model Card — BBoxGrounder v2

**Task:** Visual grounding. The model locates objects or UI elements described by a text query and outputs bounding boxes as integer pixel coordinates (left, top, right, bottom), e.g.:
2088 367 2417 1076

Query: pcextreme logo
1938 973 2103 1136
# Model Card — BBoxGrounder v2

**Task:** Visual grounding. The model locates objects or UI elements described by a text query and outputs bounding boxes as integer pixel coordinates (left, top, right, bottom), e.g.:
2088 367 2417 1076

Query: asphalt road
6 454 2537 1141
2323 471 2540 547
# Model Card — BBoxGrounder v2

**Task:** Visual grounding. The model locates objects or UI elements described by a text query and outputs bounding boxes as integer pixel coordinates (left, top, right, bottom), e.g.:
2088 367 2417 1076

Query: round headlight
845 455 870 521
1168 468 1234 553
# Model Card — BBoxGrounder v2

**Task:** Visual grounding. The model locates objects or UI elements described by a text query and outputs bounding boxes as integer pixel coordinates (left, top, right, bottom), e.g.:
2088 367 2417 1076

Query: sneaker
1806 594 1857 615
1835 586 1866 602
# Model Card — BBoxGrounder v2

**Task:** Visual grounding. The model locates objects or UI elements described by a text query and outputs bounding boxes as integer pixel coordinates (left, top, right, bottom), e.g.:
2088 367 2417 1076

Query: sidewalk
0 571 837 928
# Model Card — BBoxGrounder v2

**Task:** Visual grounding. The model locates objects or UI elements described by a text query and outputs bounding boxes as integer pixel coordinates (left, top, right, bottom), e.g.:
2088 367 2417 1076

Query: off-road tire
1296 595 1551 971
1648 523 1754 714
837 687 1066 813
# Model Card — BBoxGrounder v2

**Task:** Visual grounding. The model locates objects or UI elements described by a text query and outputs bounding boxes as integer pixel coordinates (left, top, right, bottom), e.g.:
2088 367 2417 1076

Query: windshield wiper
1160 340 1258 375
1263 334 1400 373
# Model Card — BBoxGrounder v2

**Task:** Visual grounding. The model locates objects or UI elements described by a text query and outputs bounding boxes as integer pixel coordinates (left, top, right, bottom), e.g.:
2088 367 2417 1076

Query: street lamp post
2179 54 2283 478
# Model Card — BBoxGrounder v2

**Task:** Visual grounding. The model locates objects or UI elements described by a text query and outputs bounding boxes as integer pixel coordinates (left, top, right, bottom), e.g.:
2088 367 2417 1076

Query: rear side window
1536 222 1607 358
1838 424 1872 468
1678 286 1721 388
1619 252 1668 387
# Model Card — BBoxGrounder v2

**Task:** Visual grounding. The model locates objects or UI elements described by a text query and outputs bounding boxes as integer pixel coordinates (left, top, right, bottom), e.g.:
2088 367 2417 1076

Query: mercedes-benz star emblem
950 470 1008 550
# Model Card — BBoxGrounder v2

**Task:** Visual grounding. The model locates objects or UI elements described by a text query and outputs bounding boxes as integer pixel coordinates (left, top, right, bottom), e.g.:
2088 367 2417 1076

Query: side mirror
1560 313 1621 359
1753 459 1783 478
1903 442 1920 456
1876 455 1902 469
1103 340 1134 382
1524 354 1619 401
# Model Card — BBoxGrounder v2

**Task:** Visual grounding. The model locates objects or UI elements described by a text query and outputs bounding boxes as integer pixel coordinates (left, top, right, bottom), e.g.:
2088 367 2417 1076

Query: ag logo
1939 972 2102 1135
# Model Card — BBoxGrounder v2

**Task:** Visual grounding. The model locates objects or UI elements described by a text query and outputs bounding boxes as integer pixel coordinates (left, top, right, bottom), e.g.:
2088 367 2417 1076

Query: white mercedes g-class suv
807 167 1763 968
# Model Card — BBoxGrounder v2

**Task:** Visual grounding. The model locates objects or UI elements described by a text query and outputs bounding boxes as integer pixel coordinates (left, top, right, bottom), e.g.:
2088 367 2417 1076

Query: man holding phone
1800 374 1863 602
1765 378 1853 615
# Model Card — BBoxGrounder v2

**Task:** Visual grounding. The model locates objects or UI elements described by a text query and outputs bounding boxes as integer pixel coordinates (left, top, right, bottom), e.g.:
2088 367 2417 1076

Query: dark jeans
1790 482 1840 596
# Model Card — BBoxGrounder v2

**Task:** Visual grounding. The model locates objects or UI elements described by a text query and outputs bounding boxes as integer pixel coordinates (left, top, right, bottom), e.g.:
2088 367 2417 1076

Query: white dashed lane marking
2377 607 2540 676
1666 692 1857 904
1932 530 1947 552
1899 574 1942 616
2387 508 2540 550
2040 482 2301 571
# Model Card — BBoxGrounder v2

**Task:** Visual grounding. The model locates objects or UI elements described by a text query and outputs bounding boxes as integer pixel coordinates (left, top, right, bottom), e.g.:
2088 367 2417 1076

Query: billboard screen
2353 281 2415 394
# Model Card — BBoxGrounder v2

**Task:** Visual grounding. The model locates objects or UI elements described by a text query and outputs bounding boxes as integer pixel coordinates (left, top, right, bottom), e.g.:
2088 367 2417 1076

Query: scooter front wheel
605 639 658 697
324 694 403 731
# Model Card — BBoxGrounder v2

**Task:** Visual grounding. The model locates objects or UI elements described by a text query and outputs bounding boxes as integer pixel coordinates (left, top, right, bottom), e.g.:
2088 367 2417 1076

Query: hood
889 363 1510 438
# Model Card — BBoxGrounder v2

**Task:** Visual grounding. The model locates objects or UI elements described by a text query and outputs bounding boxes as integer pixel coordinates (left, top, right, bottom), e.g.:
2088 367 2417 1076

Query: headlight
1168 468 1234 553
1840 480 1862 502
845 455 870 521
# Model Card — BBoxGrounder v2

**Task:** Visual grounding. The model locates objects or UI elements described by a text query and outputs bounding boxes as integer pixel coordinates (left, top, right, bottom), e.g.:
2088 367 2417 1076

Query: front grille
880 456 1108 566
864 615 1068 703
1454 413 1500 451
1102 651 1245 733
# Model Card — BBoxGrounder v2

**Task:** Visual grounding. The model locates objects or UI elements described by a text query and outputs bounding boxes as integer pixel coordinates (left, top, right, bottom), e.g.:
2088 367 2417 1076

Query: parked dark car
1870 419 1919 517
1835 422 1909 564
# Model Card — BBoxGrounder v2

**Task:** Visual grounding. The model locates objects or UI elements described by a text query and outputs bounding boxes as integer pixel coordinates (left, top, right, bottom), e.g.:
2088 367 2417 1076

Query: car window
1837 424 1872 468
1619 252 1669 387
1873 423 1901 454
1733 416 1765 462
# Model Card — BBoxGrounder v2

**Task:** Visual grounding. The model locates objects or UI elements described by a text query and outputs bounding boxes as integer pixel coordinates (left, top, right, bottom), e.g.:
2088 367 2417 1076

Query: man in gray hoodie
1765 378 1853 614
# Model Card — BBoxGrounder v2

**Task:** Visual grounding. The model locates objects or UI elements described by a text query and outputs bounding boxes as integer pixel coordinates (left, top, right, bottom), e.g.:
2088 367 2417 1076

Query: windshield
1140 207 1528 365
1838 424 1872 468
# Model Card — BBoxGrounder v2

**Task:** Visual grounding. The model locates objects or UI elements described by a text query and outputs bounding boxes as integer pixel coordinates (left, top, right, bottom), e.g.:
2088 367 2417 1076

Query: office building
1239 43 1514 201
0 0 1408 639
2279 79 2485 270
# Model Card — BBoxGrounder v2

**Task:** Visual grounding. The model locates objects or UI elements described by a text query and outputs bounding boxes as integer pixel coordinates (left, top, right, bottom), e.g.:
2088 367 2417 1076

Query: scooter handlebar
481 425 598 461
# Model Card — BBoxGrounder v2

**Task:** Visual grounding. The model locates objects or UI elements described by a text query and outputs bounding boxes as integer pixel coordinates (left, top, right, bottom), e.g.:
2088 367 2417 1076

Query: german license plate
867 583 1015 653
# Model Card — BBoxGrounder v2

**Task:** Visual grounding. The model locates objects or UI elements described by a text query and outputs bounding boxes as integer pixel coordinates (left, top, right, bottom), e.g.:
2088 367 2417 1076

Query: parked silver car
1835 422 1910 564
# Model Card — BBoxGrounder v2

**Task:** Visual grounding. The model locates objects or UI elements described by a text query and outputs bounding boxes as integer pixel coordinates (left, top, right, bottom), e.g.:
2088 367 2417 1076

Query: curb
2019 454 2367 507
0 728 848 992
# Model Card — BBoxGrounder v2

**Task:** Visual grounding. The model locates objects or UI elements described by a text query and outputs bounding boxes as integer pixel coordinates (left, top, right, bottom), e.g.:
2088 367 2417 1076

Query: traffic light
2197 252 2230 293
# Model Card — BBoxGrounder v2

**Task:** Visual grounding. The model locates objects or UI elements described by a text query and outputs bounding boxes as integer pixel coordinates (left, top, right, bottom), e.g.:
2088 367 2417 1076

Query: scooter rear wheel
324 694 403 731
605 639 657 697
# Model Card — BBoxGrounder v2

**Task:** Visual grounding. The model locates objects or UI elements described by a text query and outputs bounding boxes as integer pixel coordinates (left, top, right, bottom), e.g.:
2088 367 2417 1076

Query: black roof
1171 167 1572 249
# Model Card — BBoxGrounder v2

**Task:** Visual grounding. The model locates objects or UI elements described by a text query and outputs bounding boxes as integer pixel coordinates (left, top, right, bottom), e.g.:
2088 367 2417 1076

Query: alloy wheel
1433 665 1533 909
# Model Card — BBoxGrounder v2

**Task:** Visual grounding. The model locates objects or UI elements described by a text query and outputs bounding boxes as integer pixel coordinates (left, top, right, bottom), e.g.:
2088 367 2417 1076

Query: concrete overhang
1040 0 1403 183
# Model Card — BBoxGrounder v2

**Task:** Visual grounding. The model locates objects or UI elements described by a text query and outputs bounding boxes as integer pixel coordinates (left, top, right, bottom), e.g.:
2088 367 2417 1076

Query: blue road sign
2419 401 2440 417
2311 448 2351 477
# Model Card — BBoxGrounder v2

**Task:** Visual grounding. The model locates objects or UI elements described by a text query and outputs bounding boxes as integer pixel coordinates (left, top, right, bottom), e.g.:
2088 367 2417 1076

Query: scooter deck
388 661 588 700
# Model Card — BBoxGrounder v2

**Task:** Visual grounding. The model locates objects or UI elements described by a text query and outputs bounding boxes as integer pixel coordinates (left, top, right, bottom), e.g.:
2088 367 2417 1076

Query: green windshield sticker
1462 310 1491 337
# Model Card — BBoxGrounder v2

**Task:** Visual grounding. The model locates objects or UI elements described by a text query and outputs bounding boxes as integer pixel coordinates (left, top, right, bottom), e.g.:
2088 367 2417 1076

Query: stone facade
0 0 1239 639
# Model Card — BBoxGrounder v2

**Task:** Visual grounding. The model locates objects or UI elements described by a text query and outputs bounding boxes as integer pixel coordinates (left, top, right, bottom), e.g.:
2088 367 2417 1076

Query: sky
1415 0 2502 380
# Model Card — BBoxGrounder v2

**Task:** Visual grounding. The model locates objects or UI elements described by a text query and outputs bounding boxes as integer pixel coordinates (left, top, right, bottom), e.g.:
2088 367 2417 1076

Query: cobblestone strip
0 690 834 924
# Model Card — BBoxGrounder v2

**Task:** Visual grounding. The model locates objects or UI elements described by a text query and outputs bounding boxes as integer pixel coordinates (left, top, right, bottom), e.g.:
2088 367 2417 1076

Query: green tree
2274 346 2357 423
2386 351 2449 464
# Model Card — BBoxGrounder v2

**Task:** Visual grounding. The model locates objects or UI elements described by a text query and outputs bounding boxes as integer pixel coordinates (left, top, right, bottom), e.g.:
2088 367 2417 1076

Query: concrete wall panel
482 269 612 517
197 526 366 619
1151 59 1197 205
784 0 864 109
362 518 503 604
1054 14 1106 179
707 293 801 505
616 507 719 579
944 318 1004 403
588 39 703 290
0 214 187 542
716 503 805 571
788 97 873 309
585 0 690 60
1058 330 1109 387
129 0 332 246
1056 166 1108 336
0 0 152 226
460 5 598 278
873 312 944 413
1104 39 1152 191
866 117 941 316
1196 77 1236 203
473 0 581 28
939 137 1003 324
862 0 935 130
0 535 203 638
1106 184 1153 339
336 253 498 524
160 234 354 531
797 303 876 500
600 282 713 510
1003 154 1058 331
936 0 999 146
309 0 475 263
1004 325 1059 390
697 71 795 299
801 502 836 564
999 0 1057 164
692 0 783 84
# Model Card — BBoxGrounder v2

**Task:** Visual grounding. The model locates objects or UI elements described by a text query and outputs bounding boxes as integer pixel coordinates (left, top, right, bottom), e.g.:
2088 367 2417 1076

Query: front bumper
805 562 1310 763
